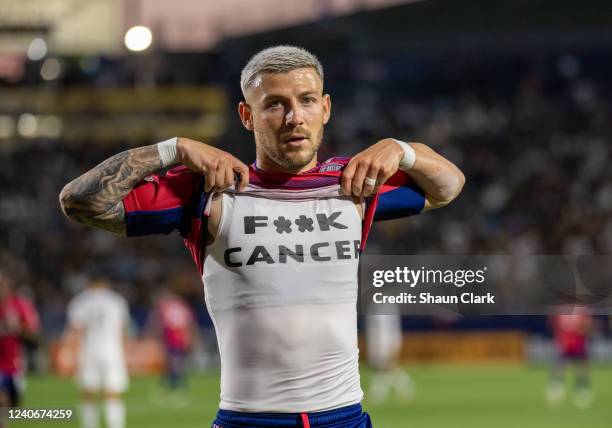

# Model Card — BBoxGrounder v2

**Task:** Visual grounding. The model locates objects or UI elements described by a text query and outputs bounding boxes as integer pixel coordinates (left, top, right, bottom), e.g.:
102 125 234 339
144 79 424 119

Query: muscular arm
59 145 163 235
60 138 249 236
406 142 465 210
342 139 465 211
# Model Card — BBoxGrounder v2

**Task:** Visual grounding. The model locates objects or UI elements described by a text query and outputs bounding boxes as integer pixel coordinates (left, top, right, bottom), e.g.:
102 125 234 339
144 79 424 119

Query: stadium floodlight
27 38 47 61
124 26 153 52
18 114 37 137
41 58 62 81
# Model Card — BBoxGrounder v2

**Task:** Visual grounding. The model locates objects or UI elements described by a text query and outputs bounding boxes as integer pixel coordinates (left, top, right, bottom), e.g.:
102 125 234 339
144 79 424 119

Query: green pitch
18 365 612 428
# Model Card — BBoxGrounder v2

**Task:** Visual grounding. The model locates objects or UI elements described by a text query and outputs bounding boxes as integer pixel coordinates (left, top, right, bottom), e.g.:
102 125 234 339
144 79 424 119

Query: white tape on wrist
393 139 416 171
157 137 178 167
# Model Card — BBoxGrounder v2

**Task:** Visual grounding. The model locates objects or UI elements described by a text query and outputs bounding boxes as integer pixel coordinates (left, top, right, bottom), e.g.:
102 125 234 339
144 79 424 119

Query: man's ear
322 93 331 125
238 101 254 131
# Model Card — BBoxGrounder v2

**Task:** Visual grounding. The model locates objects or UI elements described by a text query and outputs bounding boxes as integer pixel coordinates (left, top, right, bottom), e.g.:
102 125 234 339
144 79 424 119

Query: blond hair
240 45 324 97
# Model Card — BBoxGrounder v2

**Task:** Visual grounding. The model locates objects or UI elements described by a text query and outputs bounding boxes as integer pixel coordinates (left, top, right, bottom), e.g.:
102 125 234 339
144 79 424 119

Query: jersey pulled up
203 193 363 412
122 159 427 412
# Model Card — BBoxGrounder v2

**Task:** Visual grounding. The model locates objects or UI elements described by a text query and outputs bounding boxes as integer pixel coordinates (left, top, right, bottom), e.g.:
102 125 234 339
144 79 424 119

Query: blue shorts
0 373 20 407
212 403 372 428
561 348 588 361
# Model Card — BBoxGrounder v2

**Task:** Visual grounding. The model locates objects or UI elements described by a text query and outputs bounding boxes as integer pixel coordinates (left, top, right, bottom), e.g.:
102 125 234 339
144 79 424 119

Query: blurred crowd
322 53 612 257
1 49 611 340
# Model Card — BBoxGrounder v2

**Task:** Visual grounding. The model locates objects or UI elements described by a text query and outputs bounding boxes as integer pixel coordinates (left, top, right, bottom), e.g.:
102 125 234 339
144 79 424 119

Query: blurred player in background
149 286 196 401
365 313 414 404
59 45 464 427
546 307 595 409
64 278 130 428
0 267 39 408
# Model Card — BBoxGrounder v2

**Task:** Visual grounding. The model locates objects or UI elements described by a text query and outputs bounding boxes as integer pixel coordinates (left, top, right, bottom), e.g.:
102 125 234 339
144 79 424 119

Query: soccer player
546 308 595 409
0 268 39 408
64 278 130 428
59 46 464 427
365 313 415 404
149 287 196 396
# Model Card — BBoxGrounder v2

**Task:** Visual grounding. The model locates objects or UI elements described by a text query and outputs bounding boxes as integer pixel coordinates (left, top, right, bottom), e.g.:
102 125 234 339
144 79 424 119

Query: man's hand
341 138 404 198
177 138 249 192
342 138 465 210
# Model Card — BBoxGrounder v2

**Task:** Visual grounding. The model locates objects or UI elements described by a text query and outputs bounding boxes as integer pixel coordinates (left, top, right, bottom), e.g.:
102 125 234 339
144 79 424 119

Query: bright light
18 114 37 137
27 38 47 61
41 58 61 80
124 26 153 52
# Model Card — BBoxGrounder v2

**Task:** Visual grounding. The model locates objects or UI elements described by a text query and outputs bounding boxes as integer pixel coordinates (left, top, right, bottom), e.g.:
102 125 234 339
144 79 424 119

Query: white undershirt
203 193 363 412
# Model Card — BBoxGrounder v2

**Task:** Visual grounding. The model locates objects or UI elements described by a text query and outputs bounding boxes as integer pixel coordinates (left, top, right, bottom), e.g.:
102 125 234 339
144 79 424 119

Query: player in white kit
59 46 465 427
65 279 129 428
365 313 415 404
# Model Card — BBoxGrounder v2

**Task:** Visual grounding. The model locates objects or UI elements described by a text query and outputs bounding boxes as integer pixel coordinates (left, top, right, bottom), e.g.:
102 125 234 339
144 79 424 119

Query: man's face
239 67 331 172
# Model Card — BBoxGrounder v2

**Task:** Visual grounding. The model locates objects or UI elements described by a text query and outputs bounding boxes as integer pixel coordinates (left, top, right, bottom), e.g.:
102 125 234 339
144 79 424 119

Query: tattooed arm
59 138 250 235
59 145 163 235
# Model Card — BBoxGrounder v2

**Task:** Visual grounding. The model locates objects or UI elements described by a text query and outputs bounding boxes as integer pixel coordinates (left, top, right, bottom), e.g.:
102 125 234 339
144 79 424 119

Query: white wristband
393 139 416 171
157 137 178 167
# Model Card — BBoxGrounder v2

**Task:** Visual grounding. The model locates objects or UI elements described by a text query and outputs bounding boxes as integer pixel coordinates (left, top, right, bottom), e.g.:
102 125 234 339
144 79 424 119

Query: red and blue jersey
155 297 194 351
0 295 40 375
122 157 425 273
551 312 592 355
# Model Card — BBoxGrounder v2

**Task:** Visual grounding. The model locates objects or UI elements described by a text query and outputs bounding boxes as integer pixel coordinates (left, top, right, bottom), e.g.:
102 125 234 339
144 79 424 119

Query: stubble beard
256 127 324 171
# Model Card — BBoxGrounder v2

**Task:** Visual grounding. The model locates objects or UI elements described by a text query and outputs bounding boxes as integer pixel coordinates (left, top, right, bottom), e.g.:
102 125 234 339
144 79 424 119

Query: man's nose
285 102 304 127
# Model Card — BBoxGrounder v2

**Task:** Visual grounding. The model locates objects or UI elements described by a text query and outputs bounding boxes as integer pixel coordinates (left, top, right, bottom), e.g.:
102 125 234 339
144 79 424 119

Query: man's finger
224 165 234 190
364 165 387 197
205 166 217 192
214 161 226 191
233 160 250 192
341 160 357 196
362 165 383 197
351 161 371 197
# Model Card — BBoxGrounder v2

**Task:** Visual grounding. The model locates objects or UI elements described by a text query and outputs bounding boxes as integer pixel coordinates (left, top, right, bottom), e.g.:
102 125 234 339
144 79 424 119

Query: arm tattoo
59 145 163 235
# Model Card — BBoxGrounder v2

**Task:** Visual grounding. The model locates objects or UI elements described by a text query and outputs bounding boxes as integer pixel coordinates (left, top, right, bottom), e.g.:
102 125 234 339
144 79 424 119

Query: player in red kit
546 308 595 408
0 268 40 407
151 288 196 394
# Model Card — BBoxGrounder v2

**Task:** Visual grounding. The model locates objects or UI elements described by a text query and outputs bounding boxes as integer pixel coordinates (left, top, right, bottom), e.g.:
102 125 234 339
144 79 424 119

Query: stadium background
1 0 612 427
